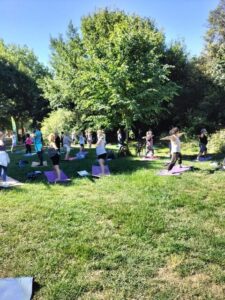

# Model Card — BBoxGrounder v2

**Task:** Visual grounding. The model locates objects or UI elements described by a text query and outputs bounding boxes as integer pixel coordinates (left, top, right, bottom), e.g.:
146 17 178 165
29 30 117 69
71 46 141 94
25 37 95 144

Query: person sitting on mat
34 126 44 166
196 128 208 161
63 132 72 160
160 127 185 172
0 140 10 187
48 133 61 182
25 133 33 154
96 129 107 176
145 129 154 157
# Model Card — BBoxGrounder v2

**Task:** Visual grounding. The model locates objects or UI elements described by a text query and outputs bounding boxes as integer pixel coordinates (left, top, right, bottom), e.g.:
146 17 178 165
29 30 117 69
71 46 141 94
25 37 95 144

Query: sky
0 0 220 66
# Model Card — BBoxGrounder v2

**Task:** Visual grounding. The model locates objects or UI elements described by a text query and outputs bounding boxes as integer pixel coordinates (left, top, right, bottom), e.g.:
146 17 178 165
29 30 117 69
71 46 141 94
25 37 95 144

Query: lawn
1 143 225 299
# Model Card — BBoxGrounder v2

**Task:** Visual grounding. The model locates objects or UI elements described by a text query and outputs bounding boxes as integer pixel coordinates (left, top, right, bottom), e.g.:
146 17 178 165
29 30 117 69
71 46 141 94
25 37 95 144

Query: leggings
0 165 7 181
37 151 43 165
168 152 182 171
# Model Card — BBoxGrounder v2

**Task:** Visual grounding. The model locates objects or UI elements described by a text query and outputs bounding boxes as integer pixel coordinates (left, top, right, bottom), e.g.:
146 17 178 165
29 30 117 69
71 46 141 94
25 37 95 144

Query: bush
208 129 225 154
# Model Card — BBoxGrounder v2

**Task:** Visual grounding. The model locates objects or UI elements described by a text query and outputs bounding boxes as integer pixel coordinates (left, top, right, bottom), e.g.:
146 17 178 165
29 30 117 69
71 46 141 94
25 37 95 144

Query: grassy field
1 143 225 299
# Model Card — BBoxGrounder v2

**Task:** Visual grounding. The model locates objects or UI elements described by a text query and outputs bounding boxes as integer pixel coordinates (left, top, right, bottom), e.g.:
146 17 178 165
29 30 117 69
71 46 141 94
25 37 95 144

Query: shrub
208 129 225 154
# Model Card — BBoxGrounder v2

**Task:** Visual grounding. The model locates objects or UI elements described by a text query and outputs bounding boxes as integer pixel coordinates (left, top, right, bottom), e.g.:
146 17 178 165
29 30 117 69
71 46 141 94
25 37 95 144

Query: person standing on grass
87 130 93 148
48 133 61 182
11 132 17 153
34 126 43 166
196 129 208 161
78 132 85 152
63 132 72 160
160 127 185 171
145 129 154 157
96 129 107 176
25 133 32 154
0 140 10 187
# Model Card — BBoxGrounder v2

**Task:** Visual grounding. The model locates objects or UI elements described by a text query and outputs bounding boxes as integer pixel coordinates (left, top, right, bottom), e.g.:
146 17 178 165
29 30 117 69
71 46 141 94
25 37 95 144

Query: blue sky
0 0 219 65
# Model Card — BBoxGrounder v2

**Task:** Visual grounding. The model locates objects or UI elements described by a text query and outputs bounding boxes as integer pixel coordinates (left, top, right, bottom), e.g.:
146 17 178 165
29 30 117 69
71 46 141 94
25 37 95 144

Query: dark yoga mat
92 165 110 177
44 171 70 183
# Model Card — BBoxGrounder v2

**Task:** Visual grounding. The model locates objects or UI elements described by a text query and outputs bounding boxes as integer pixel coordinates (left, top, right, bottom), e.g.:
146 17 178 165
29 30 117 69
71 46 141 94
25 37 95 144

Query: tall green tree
43 10 178 135
0 40 50 128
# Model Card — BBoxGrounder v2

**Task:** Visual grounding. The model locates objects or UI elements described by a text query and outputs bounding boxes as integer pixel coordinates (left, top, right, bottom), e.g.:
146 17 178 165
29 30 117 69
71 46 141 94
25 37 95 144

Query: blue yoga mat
0 277 33 300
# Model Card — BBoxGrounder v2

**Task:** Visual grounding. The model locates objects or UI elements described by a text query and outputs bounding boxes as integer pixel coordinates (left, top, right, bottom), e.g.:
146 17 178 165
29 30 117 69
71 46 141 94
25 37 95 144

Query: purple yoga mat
44 171 70 183
92 165 110 177
158 165 191 176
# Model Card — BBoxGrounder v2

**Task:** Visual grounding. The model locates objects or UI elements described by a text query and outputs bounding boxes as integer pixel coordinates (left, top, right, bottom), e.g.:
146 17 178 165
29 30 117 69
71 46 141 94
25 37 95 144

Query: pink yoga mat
92 165 110 177
44 171 70 183
142 156 159 161
158 165 191 176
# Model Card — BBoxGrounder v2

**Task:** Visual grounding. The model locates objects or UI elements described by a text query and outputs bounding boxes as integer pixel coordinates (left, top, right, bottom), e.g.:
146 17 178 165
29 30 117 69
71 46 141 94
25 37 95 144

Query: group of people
0 125 210 185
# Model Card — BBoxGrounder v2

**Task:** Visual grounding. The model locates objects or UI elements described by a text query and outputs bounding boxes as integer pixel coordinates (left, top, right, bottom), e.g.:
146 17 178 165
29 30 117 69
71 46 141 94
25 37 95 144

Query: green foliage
208 129 225 153
43 10 178 131
0 40 50 128
41 109 75 137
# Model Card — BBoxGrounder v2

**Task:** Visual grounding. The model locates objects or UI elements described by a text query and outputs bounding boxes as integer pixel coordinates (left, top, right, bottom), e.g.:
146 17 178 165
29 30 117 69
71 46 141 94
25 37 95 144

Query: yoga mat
0 176 23 188
158 170 181 176
142 156 159 161
158 165 192 176
92 165 110 177
77 170 90 177
23 153 36 157
0 276 33 300
198 156 212 161
44 170 70 183
31 161 47 167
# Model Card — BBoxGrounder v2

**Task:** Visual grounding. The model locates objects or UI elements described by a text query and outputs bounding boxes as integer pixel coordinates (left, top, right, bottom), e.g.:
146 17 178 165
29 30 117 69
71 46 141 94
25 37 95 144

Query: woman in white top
96 130 107 176
160 127 185 171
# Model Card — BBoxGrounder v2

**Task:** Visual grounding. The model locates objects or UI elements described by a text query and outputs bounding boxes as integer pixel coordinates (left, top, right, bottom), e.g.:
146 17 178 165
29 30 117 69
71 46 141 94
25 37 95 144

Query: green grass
1 144 225 299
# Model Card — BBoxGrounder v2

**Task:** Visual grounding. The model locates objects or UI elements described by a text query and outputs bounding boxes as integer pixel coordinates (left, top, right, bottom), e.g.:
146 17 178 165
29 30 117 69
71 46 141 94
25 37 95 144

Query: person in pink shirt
25 133 33 154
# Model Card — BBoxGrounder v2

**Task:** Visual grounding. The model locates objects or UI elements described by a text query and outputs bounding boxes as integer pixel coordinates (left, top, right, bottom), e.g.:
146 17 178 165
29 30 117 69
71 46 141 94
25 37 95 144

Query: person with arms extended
161 127 185 172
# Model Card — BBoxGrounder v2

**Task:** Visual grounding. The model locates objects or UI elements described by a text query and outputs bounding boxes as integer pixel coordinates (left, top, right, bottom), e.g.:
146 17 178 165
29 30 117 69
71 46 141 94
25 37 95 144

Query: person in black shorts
48 133 61 181
196 129 208 161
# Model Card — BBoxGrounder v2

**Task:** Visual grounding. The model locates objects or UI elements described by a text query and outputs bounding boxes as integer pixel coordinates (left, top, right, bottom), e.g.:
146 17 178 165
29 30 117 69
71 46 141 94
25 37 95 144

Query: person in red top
25 133 33 154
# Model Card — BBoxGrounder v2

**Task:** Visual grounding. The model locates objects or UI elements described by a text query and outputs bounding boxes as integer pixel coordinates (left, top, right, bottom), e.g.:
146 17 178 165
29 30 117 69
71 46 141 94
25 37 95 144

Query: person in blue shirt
34 126 43 166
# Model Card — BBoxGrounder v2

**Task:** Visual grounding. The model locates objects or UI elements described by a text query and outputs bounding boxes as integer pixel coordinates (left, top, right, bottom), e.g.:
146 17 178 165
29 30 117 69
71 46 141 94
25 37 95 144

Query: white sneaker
2 182 9 187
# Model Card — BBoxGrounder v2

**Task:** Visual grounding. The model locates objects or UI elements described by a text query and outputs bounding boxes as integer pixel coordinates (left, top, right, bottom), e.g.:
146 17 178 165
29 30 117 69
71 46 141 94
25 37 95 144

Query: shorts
97 153 107 160
199 143 207 153
51 154 60 165
80 144 84 147
64 144 71 153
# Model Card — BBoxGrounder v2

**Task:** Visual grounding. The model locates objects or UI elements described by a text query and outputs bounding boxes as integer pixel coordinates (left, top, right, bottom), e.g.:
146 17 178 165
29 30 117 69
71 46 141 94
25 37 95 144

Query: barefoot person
47 133 61 182
96 129 107 176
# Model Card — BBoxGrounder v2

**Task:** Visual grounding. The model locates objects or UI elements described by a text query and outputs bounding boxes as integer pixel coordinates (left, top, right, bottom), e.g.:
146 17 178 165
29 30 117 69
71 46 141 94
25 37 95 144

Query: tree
43 10 178 137
0 40 50 129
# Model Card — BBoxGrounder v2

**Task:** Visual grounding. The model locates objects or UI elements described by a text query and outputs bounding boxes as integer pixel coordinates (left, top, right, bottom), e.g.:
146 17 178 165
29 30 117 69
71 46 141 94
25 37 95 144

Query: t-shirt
79 136 85 145
199 135 208 145
63 136 71 147
96 139 106 156
171 135 181 153
34 130 43 152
